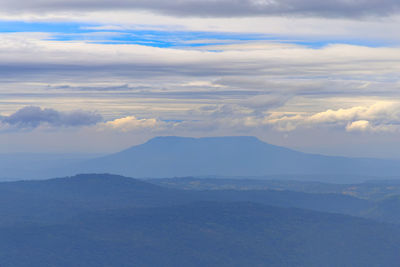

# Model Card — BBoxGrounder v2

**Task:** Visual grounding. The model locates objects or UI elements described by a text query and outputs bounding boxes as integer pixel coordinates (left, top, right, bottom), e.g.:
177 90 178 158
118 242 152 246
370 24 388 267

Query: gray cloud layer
1 106 103 128
2 0 400 18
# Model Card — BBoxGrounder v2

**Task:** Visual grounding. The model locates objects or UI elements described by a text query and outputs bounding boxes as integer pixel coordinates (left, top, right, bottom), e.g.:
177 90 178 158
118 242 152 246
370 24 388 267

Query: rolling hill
0 174 372 225
2 201 400 267
1 174 400 266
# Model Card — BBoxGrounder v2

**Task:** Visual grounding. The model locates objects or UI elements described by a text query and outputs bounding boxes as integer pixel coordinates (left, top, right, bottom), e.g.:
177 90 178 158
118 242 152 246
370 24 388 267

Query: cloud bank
1 0 400 18
264 102 400 133
0 106 103 129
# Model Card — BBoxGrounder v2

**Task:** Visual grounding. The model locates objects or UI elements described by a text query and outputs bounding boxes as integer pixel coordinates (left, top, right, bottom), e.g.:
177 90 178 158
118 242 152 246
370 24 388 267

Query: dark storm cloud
2 0 400 18
1 106 103 128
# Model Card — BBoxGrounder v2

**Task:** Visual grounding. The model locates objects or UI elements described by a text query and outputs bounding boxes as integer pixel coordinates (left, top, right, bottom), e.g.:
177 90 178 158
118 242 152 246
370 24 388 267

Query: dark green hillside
0 174 195 225
0 174 400 266
149 177 400 200
0 174 373 226
364 195 400 224
1 202 399 267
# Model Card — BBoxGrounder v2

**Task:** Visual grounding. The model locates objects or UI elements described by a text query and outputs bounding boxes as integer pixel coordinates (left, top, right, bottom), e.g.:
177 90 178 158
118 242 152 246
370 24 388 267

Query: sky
1 0 400 158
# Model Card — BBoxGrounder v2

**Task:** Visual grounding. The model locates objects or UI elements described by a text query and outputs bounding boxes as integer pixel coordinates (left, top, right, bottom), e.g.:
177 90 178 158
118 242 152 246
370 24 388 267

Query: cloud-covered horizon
1 0 400 158
4 101 400 134
3 103 400 159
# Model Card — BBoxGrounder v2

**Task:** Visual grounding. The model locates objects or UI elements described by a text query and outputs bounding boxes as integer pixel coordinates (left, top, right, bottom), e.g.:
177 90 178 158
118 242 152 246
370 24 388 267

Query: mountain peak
78 136 400 180
145 136 263 145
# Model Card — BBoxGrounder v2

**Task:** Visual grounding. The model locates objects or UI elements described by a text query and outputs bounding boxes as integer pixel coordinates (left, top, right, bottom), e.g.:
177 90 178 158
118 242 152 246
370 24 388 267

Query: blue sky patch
0 21 387 49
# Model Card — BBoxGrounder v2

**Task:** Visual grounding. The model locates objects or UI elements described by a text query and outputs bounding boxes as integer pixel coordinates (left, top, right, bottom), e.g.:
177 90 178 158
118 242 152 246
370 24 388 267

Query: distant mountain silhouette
77 136 400 180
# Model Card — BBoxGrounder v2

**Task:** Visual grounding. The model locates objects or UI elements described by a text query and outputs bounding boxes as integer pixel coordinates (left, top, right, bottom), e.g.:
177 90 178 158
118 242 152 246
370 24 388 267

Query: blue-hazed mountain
77 136 400 181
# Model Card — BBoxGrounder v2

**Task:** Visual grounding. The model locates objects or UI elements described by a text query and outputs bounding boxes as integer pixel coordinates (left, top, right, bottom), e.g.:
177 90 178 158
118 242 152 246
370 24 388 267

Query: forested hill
1 174 400 266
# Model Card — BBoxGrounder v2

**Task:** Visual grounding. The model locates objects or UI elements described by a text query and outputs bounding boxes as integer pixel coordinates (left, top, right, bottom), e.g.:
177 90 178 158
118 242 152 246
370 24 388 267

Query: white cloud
102 116 167 132
264 102 400 132
345 120 371 132
308 102 398 124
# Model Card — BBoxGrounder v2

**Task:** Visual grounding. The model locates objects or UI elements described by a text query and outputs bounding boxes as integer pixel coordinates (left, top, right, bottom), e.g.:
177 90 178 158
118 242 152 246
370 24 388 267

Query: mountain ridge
76 136 400 181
